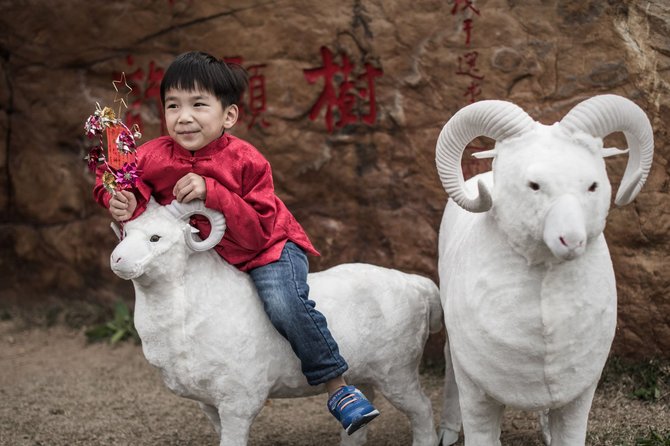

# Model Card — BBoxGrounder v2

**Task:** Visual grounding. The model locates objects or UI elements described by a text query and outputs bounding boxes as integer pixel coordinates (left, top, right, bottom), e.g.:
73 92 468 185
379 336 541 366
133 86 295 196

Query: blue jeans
249 241 349 385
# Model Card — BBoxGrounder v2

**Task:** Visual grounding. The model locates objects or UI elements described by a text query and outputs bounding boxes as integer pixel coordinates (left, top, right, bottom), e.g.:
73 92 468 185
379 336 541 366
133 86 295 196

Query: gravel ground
1 321 668 446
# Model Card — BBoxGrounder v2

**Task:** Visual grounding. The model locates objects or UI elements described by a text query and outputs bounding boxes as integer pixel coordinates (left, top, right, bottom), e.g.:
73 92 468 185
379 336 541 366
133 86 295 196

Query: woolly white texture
110 200 442 446
435 95 654 446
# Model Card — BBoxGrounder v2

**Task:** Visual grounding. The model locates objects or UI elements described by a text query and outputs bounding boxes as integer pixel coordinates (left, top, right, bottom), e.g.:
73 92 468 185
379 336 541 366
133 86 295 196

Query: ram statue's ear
571 131 608 156
602 147 629 158
110 222 122 241
471 149 498 159
568 130 628 159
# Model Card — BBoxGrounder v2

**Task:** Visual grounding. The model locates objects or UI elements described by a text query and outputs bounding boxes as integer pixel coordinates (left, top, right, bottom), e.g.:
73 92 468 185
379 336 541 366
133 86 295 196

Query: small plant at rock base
630 359 669 402
635 429 670 446
85 301 139 345
600 357 669 403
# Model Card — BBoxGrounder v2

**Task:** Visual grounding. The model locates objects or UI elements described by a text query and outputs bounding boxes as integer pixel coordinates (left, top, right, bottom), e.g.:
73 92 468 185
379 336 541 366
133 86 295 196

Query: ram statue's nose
543 194 587 261
110 250 141 280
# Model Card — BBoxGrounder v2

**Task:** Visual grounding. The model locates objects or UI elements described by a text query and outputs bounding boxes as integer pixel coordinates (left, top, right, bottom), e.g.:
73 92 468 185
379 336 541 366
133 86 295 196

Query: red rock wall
0 0 668 358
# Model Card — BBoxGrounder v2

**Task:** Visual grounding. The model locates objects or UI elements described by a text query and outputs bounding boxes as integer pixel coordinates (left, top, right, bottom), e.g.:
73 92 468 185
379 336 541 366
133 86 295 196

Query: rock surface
0 0 668 358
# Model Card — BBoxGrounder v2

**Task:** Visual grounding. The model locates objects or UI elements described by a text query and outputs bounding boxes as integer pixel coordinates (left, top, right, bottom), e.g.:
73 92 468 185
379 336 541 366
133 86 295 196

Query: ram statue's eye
150 235 161 242
528 181 540 191
588 182 598 192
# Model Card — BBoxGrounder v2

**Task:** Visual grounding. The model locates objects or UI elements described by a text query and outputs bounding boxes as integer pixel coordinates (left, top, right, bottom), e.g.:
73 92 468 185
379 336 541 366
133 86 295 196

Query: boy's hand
173 173 207 203
109 190 137 222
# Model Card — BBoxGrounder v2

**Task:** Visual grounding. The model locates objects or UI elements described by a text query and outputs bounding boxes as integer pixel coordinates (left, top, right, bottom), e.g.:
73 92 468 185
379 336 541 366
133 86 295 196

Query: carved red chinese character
223 57 270 129
456 51 484 80
246 64 270 129
358 63 383 125
304 46 383 133
462 18 475 46
463 80 482 103
451 0 480 16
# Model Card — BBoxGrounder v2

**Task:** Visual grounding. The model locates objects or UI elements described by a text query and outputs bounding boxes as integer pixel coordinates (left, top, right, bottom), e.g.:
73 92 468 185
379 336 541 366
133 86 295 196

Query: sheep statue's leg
539 409 550 445
198 402 222 436
216 396 266 446
339 385 375 446
454 363 504 446
377 373 438 446
546 382 597 446
438 338 461 446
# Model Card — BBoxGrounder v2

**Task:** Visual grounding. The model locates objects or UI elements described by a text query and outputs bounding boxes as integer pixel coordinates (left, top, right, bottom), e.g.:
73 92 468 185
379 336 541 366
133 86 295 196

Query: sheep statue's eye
528 181 540 191
588 182 598 192
150 235 161 242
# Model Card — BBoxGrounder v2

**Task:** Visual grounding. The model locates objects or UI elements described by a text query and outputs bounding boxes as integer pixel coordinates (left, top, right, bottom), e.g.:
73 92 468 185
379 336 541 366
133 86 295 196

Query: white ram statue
434 95 654 446
109 198 442 446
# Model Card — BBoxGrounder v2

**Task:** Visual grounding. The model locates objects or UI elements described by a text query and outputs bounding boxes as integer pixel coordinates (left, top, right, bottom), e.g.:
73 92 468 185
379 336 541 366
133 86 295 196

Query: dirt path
1 321 668 445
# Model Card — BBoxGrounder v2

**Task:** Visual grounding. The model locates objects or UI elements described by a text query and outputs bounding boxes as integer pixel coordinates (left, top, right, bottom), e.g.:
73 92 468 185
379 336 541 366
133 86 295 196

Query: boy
94 51 379 435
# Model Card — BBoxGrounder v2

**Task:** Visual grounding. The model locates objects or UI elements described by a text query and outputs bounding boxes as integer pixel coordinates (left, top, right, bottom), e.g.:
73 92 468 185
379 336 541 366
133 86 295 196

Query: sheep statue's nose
557 233 586 260
109 251 140 280
559 236 585 249
543 195 587 261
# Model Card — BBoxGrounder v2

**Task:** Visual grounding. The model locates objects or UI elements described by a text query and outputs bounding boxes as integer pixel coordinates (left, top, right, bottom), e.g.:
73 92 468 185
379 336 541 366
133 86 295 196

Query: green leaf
85 325 114 342
84 300 139 345
114 301 130 324
110 328 127 345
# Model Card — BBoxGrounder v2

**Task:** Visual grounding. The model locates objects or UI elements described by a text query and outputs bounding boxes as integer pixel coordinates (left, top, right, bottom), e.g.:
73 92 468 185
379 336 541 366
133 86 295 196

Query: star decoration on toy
112 72 133 117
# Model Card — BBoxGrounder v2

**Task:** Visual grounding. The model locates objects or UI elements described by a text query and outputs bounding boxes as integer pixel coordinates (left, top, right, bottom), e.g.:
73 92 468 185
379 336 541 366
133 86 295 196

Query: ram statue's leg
216 396 265 446
198 402 222 436
377 371 438 446
454 363 504 446
438 338 461 446
539 409 551 445
339 385 375 446
546 382 597 446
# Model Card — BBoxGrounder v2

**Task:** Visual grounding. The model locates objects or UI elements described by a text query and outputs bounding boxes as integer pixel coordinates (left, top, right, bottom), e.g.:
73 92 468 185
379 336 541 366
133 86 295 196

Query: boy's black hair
160 51 249 108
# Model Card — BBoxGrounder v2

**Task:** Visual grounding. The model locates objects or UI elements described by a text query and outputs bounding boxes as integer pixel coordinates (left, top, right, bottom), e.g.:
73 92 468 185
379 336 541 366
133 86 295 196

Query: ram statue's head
110 199 226 283
435 95 654 263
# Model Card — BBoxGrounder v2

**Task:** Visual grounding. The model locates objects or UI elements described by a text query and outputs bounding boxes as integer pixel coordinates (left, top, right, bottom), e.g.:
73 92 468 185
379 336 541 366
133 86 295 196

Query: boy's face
163 86 238 152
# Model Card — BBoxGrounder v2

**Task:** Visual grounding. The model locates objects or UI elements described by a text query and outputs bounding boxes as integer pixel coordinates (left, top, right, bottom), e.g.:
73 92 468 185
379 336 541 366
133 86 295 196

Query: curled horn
435 101 536 212
165 199 226 252
559 94 654 206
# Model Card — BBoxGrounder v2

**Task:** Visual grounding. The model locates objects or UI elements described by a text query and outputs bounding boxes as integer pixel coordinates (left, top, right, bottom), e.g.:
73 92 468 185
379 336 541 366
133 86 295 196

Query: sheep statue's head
110 199 226 284
436 95 654 264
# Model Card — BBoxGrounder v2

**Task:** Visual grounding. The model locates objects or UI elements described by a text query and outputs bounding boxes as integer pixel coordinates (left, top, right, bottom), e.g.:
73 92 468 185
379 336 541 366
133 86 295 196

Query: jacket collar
172 133 230 158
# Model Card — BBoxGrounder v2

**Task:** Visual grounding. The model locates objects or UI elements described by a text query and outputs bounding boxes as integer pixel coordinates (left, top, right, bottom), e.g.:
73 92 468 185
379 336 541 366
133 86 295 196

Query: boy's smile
164 86 238 152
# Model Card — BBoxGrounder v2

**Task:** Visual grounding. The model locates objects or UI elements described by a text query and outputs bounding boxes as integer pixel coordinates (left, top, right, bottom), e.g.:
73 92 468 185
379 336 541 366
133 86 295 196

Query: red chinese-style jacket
94 134 319 271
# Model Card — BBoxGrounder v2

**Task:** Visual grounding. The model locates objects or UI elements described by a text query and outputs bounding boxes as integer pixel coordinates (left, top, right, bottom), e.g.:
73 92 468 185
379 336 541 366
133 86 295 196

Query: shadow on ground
1 321 668 445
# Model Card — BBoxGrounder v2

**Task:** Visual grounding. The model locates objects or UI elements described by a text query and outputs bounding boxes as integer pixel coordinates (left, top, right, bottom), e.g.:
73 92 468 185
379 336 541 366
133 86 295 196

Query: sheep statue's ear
165 199 226 252
602 147 629 158
435 101 535 212
471 149 498 159
110 221 122 241
559 94 654 206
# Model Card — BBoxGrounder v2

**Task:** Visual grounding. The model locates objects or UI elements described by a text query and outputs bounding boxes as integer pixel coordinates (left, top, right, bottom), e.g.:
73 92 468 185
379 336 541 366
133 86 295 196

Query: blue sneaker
327 385 380 435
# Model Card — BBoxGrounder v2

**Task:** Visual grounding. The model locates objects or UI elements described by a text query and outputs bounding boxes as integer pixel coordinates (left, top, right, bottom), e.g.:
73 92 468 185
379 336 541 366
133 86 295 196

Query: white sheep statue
433 95 654 446
109 198 442 446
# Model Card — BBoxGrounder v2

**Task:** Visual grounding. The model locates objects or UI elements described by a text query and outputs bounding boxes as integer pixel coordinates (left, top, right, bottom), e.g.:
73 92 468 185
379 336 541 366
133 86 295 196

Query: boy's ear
223 104 239 129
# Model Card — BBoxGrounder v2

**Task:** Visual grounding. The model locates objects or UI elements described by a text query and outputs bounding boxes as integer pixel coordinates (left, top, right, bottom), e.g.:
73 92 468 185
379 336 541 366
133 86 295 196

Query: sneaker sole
345 409 380 436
